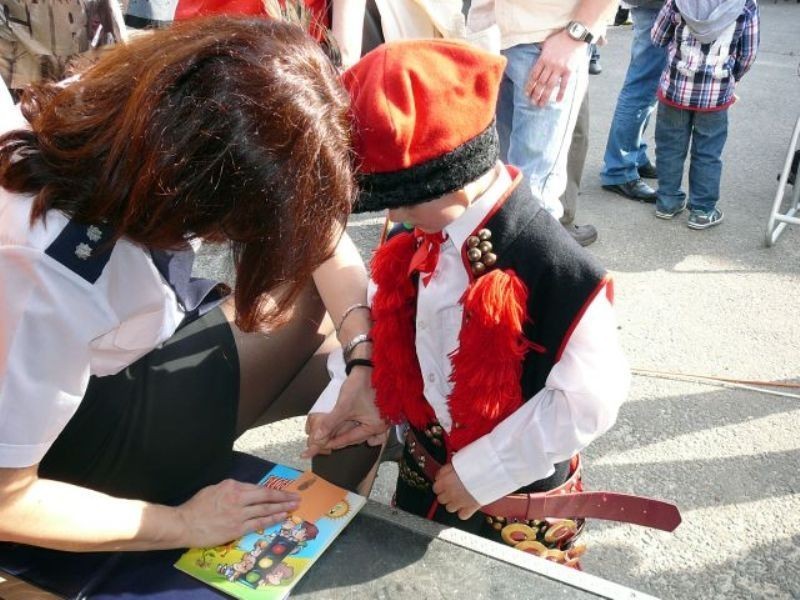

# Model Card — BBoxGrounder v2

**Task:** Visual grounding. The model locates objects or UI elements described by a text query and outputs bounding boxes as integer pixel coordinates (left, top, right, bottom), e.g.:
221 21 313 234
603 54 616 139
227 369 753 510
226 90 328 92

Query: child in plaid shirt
651 0 759 229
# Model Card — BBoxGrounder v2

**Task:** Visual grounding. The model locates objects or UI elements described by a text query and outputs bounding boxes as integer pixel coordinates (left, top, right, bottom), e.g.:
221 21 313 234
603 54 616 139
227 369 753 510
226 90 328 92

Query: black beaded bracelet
345 358 374 376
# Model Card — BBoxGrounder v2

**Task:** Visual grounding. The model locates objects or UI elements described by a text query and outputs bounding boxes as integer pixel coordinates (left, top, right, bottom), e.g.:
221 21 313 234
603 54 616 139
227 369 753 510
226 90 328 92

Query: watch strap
567 20 594 44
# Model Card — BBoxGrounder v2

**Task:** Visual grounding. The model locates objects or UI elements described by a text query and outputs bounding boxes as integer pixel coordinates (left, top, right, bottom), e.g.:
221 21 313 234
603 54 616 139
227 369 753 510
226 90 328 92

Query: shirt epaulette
44 220 114 283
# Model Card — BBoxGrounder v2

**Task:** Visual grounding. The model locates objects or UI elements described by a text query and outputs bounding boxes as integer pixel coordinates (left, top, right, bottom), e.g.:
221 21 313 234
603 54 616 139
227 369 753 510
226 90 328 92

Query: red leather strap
405 429 681 533
483 491 681 532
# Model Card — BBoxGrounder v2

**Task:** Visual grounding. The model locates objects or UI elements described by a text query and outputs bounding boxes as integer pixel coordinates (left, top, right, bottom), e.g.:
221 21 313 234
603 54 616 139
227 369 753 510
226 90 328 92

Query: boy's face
388 191 469 233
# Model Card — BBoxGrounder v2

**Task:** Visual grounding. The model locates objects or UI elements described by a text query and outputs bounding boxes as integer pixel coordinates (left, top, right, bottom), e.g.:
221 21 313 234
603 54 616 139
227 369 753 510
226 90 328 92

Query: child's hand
301 367 388 458
303 414 358 457
432 463 481 520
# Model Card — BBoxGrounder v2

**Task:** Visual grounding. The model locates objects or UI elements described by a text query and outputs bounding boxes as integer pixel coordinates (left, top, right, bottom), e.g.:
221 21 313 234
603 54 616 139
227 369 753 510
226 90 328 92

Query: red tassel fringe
370 234 532 448
370 234 433 427
447 269 529 450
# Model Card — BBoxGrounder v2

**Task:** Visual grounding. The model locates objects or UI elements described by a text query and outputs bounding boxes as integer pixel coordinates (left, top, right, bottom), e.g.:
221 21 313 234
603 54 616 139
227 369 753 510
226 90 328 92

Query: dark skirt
39 307 239 504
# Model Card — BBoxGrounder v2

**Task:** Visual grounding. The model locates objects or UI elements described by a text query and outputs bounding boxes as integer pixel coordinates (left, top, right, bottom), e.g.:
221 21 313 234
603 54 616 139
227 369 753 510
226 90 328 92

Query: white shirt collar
444 161 511 252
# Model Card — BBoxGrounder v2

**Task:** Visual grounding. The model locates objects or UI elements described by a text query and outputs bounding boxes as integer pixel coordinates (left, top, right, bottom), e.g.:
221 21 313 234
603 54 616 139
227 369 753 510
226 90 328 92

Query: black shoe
637 161 658 179
614 7 630 26
563 223 598 247
777 150 799 186
602 179 657 203
589 59 602 75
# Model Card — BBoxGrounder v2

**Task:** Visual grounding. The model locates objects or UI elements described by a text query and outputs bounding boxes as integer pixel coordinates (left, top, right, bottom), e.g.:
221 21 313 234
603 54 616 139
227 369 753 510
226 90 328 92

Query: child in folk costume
310 39 633 564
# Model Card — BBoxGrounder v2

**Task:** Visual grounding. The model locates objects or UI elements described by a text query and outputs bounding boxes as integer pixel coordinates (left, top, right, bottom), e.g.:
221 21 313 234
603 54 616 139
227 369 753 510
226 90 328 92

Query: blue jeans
497 42 589 219
654 102 729 214
600 7 667 186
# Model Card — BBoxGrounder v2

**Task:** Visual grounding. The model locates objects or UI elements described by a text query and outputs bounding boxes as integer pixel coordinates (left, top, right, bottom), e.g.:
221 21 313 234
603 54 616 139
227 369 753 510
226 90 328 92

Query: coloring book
175 464 365 599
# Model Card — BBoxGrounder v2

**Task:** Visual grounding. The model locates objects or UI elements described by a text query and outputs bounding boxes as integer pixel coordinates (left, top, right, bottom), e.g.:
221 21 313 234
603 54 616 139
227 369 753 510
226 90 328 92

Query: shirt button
427 373 436 383
418 320 427 330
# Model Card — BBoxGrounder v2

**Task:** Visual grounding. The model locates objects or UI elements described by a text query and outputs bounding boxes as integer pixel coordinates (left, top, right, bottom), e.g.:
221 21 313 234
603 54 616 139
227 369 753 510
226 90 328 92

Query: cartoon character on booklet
216 551 256 582
265 518 320 555
228 519 320 589
259 563 295 587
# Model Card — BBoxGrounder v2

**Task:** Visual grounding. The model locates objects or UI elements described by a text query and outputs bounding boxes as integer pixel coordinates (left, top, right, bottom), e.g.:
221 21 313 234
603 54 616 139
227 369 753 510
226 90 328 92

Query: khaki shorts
1 0 124 90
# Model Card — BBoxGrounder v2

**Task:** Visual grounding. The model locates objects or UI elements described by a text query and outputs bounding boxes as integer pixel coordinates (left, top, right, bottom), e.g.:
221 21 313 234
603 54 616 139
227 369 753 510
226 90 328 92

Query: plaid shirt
652 0 759 111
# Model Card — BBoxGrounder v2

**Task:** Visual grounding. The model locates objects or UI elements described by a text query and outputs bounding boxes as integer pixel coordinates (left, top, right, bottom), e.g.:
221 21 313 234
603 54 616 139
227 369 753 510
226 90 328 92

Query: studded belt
405 429 682 532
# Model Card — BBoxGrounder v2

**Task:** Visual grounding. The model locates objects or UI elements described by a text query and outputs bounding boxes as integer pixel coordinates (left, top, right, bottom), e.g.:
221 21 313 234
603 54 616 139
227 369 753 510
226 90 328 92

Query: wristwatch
565 21 594 44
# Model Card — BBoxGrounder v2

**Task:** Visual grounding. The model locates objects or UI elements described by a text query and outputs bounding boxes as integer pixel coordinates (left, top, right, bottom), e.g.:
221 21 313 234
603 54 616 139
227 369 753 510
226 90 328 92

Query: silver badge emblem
75 243 92 260
86 225 103 242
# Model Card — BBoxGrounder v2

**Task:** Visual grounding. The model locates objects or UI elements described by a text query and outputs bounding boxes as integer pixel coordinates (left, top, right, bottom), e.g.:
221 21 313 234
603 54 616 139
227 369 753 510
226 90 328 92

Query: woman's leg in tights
221 283 381 494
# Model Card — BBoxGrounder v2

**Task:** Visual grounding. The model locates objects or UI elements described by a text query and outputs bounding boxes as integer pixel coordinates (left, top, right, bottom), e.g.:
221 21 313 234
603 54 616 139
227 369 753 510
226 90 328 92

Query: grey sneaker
687 208 724 230
655 200 687 220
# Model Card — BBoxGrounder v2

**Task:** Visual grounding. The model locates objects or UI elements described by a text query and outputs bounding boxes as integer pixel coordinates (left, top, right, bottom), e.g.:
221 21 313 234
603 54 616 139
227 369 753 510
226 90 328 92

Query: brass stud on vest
467 228 496 276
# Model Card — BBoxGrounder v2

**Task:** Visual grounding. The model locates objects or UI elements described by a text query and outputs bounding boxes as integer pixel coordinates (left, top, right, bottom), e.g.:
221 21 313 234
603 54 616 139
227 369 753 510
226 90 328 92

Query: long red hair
0 16 355 331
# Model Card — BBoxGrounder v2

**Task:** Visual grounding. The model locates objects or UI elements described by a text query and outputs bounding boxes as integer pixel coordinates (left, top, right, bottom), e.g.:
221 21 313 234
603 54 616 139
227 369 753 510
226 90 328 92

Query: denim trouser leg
655 102 691 212
499 43 589 219
688 109 728 213
600 7 667 186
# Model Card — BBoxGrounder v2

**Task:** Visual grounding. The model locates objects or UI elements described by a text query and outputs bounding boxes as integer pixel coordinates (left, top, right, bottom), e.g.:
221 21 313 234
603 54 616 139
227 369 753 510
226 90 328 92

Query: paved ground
224 5 800 598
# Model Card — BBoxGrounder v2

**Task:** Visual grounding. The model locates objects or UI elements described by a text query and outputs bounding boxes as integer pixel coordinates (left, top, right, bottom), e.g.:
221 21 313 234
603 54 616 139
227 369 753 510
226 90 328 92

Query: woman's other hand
176 479 300 548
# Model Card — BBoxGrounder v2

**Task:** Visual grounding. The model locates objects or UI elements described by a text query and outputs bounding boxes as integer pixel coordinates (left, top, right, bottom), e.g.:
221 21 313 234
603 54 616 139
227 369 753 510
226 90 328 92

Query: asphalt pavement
225 5 800 598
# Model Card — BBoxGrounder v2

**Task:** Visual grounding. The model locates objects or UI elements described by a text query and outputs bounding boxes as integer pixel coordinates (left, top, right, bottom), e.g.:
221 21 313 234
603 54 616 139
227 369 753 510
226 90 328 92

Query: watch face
568 22 585 38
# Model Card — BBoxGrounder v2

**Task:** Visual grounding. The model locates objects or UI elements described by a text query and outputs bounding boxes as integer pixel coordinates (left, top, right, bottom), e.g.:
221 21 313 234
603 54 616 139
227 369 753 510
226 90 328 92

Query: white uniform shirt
0 108 185 468
315 163 629 506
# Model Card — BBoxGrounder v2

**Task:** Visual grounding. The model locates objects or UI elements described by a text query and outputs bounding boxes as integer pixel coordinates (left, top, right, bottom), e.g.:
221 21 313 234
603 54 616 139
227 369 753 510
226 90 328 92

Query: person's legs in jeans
224 284 381 495
600 7 667 186
655 102 692 213
687 109 728 214
499 42 589 220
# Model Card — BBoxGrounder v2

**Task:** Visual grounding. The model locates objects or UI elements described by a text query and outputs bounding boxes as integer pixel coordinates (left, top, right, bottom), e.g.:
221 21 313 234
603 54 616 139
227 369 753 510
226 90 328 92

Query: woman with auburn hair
0 16 381 552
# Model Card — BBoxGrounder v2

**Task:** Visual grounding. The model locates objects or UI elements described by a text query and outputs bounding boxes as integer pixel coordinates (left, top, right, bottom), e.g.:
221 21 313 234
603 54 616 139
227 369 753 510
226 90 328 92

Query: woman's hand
302 366 388 458
176 480 300 548
0 466 299 552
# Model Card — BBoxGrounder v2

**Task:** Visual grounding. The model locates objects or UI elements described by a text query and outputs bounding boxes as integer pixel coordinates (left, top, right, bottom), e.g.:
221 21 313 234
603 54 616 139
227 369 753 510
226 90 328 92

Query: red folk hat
342 39 507 213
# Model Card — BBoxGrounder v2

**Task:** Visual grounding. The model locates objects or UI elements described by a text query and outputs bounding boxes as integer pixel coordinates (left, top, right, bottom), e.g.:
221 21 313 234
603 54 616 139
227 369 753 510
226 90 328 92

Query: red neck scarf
407 229 447 286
